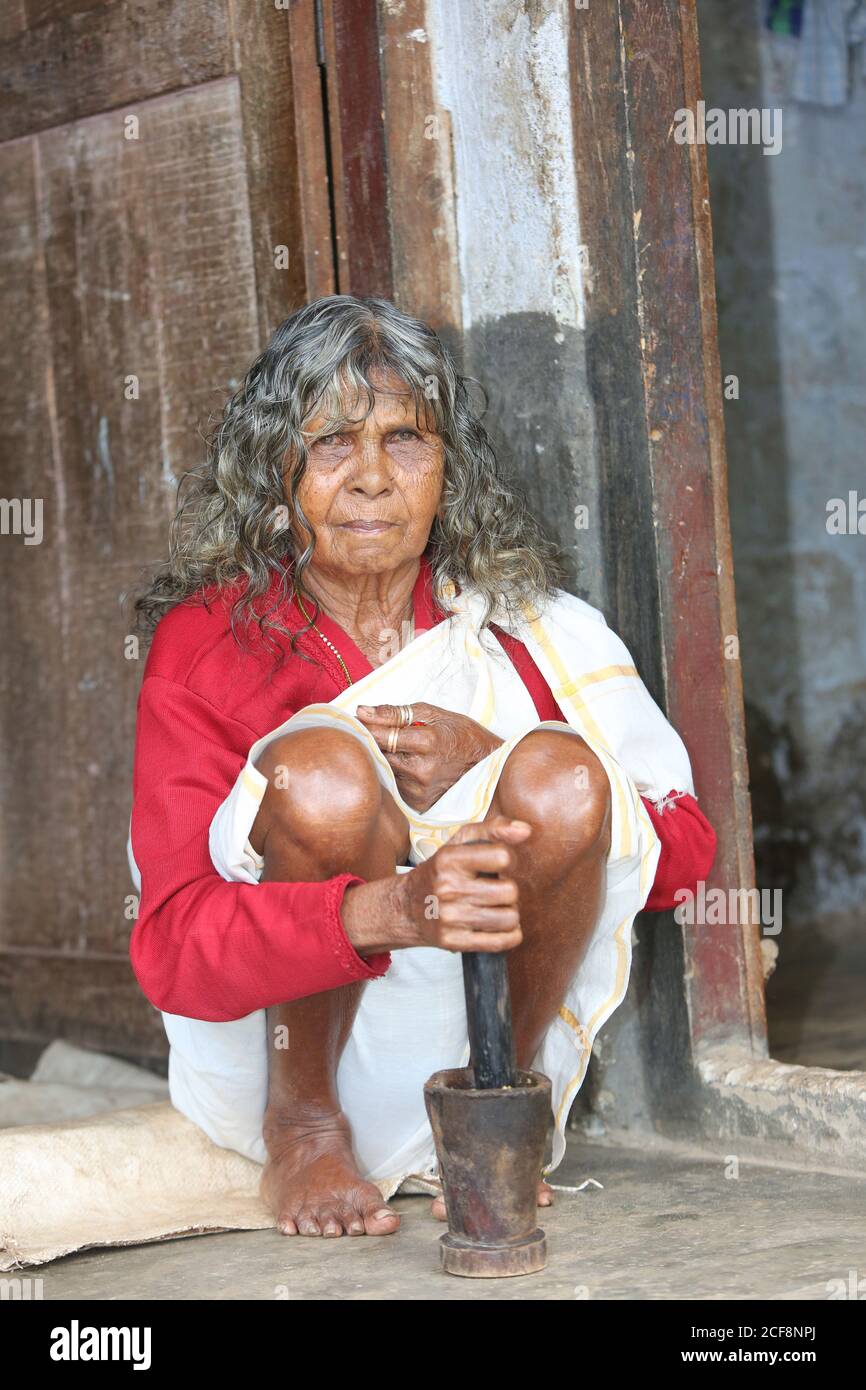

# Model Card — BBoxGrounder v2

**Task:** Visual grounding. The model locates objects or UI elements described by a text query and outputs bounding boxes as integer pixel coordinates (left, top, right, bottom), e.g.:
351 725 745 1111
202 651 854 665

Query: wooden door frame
307 0 765 1063
568 0 766 1058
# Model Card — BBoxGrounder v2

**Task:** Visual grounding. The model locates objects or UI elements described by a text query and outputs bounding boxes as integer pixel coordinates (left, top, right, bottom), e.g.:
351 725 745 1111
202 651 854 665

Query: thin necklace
293 586 414 691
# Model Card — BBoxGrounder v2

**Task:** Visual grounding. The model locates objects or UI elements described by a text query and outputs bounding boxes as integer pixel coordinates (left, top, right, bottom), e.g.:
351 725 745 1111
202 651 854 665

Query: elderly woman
129 295 715 1239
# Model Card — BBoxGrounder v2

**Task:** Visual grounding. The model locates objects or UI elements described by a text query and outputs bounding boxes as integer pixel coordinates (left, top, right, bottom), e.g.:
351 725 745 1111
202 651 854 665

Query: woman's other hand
355 701 503 812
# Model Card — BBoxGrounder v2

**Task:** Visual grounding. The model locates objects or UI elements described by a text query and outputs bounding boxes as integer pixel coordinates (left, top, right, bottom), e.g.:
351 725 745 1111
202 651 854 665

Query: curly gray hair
134 295 564 653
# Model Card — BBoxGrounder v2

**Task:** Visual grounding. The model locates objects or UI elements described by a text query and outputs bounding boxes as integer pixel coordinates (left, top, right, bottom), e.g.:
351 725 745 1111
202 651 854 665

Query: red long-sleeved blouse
128 556 716 1022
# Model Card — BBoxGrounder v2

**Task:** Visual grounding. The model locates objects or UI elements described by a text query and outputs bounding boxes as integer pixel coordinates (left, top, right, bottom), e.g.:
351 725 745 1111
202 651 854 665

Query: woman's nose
349 440 393 492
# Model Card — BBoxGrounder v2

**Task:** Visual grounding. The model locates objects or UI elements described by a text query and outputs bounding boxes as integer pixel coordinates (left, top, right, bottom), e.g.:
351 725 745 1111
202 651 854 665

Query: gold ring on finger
388 727 400 755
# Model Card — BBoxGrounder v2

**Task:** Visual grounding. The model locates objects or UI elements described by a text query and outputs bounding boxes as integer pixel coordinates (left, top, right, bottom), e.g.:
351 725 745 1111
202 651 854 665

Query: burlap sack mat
0 1100 274 1270
0 1038 442 1269
0 1041 276 1270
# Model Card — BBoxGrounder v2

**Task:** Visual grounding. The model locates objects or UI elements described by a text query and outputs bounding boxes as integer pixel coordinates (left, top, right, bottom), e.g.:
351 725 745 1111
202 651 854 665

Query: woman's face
290 371 445 579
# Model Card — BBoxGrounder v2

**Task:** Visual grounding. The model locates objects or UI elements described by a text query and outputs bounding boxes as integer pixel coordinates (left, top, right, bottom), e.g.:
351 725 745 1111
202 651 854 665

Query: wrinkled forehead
301 363 441 435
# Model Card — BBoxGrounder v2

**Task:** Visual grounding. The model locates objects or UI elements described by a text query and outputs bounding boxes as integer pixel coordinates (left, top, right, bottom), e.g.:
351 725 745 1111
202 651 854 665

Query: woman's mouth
339 520 397 533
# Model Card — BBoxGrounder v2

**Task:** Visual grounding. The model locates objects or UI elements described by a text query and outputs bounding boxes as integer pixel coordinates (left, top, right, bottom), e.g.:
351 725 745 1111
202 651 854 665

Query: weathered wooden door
0 1 331 1067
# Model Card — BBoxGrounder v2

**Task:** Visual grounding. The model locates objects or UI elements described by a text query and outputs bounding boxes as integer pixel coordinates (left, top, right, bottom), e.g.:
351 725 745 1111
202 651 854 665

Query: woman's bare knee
250 727 408 864
496 728 611 856
250 728 378 850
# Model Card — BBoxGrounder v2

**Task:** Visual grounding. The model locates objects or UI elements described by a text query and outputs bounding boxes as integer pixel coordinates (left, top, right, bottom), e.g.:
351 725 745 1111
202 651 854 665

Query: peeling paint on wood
428 0 586 331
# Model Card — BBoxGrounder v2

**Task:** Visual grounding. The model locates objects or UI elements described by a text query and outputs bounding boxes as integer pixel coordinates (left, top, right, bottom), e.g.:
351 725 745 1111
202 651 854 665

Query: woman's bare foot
430 1177 554 1221
261 1108 399 1237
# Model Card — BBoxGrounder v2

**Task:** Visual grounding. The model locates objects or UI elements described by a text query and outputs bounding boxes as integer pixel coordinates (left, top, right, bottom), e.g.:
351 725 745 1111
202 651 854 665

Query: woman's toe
320 1209 343 1237
296 1210 322 1236
362 1200 400 1235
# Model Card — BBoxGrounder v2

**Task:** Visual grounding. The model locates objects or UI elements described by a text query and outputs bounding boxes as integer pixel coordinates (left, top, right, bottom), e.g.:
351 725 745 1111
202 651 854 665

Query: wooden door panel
0 0 231 142
0 135 73 954
0 952 168 1061
34 77 262 514
1 80 261 973
0 1 303 340
0 3 313 1060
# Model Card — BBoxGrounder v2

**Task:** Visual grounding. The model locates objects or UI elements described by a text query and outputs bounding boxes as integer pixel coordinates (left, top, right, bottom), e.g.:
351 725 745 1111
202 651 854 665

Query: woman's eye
391 429 420 442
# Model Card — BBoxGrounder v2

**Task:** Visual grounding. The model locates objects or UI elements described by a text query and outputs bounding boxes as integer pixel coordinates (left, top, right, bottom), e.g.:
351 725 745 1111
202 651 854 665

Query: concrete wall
697 2 866 932
427 0 607 603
